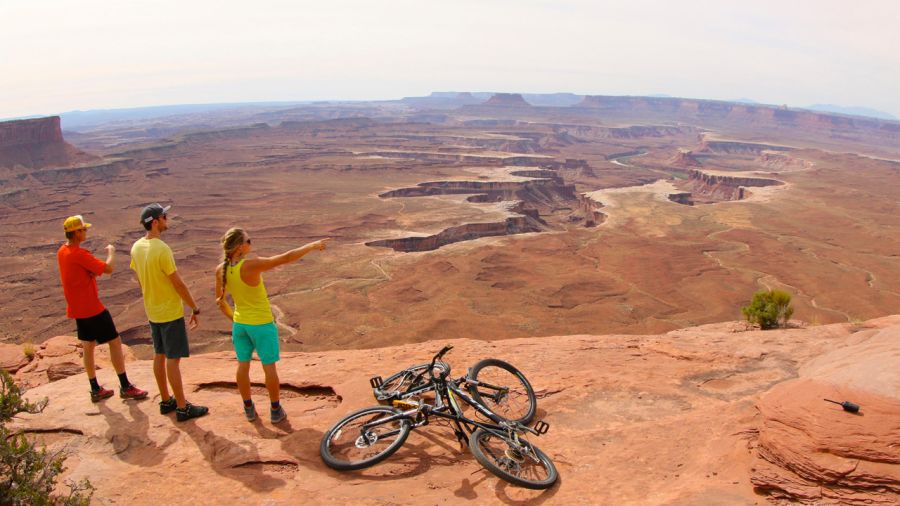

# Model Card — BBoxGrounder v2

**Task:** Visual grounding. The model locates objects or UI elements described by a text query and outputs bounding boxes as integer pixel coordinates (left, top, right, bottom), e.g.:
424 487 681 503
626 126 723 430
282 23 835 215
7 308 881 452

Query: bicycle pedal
533 420 550 435
369 376 383 388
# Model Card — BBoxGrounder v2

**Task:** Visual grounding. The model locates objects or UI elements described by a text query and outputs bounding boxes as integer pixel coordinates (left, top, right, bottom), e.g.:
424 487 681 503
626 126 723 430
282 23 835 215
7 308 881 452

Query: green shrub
742 289 794 330
0 370 93 505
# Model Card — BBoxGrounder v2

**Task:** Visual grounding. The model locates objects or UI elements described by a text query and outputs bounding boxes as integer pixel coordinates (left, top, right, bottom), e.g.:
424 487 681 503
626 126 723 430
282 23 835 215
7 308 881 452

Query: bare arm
214 264 234 320
103 245 115 274
168 270 200 329
243 239 329 276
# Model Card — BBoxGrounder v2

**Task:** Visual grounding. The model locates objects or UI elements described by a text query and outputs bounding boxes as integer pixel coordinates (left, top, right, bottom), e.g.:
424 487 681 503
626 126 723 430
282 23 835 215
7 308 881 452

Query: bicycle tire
320 406 411 470
467 358 536 424
469 428 558 489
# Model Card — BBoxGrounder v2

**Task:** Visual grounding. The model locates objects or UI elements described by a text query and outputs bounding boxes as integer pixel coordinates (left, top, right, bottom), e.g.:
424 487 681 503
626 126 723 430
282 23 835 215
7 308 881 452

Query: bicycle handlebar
428 345 454 380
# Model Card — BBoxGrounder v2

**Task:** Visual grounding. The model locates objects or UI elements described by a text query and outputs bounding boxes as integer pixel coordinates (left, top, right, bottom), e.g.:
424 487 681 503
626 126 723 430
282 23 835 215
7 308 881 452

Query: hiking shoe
159 396 178 415
120 384 149 400
270 405 287 424
90 387 114 403
176 402 209 422
244 403 258 422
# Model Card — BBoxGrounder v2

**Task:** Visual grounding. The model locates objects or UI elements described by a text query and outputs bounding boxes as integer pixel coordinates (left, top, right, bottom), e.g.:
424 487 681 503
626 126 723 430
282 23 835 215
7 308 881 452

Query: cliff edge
5 317 899 504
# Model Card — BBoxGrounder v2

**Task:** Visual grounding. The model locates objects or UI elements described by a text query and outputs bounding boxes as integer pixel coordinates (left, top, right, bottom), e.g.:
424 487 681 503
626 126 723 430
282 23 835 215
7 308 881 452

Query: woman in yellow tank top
215 227 328 423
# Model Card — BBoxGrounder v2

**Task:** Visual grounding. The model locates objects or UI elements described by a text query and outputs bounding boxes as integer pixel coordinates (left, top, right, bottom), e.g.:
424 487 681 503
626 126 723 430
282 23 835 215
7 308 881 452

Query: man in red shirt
57 215 148 402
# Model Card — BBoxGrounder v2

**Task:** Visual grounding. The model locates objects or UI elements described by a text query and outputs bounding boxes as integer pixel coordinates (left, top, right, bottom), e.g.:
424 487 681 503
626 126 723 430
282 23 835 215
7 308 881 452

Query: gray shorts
149 318 190 359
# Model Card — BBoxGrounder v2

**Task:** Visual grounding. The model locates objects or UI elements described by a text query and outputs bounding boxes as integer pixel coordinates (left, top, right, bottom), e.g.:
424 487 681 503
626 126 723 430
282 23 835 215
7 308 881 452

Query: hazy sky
2 0 899 119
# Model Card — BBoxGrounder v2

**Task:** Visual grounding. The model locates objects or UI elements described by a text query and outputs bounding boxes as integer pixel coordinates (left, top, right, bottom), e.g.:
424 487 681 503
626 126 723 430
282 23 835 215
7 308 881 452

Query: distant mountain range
804 104 897 121
12 94 894 131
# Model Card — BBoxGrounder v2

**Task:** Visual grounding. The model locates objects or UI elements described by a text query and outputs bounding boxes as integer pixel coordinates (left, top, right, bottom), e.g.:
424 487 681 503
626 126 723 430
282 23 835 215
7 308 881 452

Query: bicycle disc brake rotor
355 431 378 448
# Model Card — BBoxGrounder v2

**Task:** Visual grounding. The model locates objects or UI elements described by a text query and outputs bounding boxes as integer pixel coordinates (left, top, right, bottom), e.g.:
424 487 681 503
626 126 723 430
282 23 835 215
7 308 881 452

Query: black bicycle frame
361 376 514 441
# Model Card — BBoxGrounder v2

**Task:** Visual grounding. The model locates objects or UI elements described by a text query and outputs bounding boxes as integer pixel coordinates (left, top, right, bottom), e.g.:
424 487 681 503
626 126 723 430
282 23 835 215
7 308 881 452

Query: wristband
191 307 200 315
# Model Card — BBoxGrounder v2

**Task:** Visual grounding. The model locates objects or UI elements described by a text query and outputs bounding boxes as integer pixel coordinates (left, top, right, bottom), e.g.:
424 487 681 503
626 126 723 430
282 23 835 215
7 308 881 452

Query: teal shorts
232 321 280 364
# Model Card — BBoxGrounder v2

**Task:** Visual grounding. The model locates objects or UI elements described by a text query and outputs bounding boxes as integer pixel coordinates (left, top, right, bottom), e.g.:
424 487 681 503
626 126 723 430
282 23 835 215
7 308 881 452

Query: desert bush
21 341 36 361
0 370 93 506
742 289 794 330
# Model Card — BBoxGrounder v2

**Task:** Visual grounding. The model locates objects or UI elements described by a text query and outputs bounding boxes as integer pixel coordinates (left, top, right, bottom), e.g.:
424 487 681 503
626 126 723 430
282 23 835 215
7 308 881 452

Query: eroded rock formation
482 93 532 107
576 96 900 139
751 319 900 504
673 169 783 203
758 151 815 171
555 124 695 140
366 215 543 252
670 149 701 167
699 140 792 156
0 116 96 169
667 192 694 205
371 169 602 251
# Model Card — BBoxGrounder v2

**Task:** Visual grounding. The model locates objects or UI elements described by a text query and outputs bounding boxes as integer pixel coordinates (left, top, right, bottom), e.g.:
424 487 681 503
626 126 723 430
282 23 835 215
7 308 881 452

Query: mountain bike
320 345 557 489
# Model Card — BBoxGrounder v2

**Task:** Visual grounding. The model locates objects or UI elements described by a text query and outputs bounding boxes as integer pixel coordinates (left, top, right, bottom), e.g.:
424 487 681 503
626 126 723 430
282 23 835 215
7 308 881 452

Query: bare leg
236 361 252 401
82 340 97 379
153 354 170 400
166 358 186 409
107 337 126 375
261 363 280 404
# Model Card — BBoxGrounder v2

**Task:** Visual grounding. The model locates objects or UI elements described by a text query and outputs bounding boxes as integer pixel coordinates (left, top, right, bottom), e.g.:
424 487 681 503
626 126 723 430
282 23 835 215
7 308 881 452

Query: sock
271 401 281 411
89 377 100 392
244 399 254 408
117 372 130 389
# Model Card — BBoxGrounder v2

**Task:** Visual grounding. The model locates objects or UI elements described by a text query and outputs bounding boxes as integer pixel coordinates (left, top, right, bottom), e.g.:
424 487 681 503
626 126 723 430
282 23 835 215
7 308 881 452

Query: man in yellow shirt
130 203 208 422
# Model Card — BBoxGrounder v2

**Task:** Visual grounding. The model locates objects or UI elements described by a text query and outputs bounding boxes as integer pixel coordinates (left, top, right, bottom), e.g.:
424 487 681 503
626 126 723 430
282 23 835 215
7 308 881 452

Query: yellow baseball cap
63 215 92 233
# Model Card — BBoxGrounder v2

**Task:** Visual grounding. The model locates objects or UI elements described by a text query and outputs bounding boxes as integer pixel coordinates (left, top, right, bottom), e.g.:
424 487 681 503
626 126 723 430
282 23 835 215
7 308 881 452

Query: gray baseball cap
140 203 171 224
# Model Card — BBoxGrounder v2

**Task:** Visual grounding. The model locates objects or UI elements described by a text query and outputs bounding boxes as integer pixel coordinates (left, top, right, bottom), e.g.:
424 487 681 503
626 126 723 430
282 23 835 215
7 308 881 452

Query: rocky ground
4 316 898 505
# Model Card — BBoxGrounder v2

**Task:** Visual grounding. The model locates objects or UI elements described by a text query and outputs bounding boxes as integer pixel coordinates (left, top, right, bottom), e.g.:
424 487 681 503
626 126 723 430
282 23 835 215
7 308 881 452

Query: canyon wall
669 149 701 167
576 96 900 142
365 215 542 252
673 169 783 203
555 124 696 141
699 140 792 155
371 166 601 250
482 93 532 107
0 117 64 147
0 116 95 169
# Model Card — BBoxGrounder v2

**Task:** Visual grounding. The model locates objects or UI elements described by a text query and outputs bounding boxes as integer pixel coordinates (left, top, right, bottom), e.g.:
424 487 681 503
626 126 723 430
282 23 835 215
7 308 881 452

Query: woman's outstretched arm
244 238 329 275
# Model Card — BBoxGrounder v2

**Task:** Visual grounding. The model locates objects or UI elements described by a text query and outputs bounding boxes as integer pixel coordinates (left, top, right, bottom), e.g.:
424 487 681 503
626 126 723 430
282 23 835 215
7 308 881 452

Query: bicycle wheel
320 406 411 470
469 428 558 489
378 363 430 397
467 359 536 424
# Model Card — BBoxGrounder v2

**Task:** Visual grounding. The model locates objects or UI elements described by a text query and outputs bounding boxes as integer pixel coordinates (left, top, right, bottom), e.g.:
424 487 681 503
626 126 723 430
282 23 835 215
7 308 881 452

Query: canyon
3 91 900 503
2 93 900 355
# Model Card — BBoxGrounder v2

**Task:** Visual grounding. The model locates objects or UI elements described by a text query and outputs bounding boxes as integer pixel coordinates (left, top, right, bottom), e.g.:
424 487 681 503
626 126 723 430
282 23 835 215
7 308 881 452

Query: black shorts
75 309 119 344
150 318 190 359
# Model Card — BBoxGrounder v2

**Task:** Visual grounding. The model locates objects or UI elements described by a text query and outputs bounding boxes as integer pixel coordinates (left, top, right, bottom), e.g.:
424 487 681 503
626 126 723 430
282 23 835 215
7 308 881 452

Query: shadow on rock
97 399 176 466
493 472 560 505
177 419 290 493
315 430 466 482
